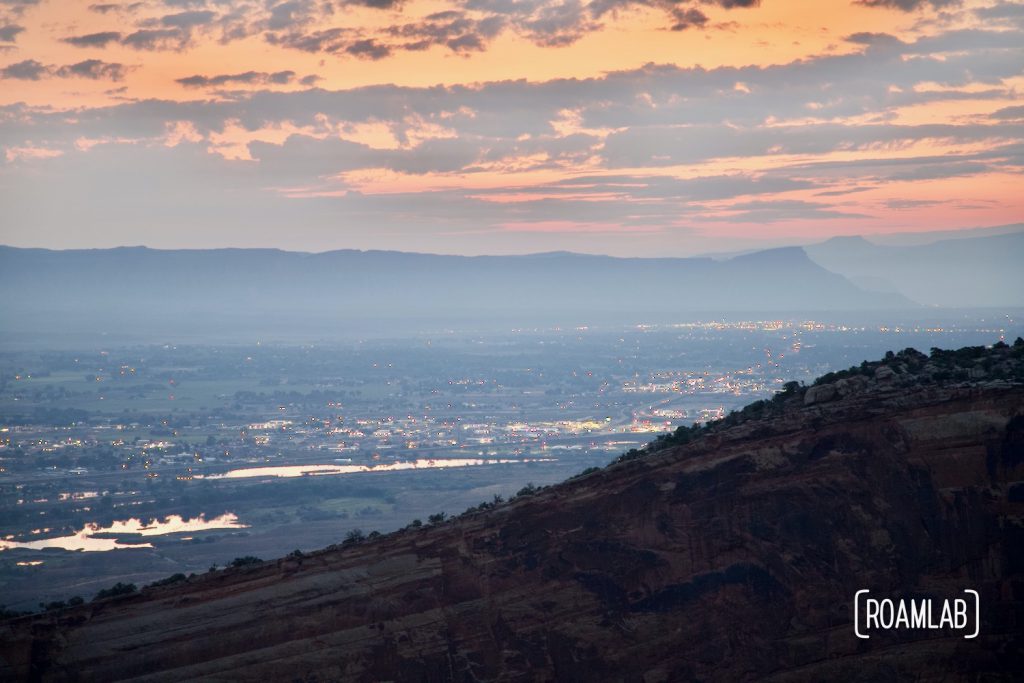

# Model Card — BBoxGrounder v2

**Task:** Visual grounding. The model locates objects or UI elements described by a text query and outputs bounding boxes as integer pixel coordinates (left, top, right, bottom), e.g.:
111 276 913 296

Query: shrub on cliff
343 529 365 545
146 573 187 589
94 582 137 601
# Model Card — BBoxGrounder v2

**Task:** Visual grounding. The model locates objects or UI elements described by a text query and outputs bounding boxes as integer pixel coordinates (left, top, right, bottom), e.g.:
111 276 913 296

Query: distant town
0 317 1016 609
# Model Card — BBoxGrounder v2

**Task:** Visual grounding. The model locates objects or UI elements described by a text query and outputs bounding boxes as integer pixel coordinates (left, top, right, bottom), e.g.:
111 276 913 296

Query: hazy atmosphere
2 2 1024 681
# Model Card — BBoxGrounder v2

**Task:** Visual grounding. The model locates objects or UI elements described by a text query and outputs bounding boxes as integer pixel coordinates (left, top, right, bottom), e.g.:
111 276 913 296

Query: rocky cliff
2 343 1023 681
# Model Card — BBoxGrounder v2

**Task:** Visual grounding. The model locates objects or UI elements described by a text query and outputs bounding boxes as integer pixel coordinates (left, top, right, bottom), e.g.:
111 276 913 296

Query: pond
200 457 555 479
0 513 248 552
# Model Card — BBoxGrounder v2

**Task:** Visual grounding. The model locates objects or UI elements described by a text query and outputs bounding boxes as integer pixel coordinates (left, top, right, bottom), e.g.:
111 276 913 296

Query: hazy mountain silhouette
0 245 913 341
867 222 1024 246
805 231 1024 307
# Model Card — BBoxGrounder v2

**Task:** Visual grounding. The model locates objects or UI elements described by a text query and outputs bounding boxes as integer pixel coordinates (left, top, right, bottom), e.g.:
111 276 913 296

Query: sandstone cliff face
2 380 1023 681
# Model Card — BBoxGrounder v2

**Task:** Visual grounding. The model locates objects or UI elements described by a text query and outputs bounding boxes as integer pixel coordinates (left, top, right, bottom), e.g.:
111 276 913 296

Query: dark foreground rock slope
2 344 1024 681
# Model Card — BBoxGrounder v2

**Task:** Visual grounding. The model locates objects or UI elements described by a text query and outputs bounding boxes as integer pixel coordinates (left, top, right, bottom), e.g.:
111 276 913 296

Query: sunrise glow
1 0 1022 255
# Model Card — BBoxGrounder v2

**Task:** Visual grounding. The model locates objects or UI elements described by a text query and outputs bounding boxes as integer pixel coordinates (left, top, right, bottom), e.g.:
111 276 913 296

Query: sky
0 0 1022 256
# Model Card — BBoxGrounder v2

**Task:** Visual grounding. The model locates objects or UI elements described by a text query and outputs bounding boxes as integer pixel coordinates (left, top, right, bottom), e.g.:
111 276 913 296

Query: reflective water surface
0 513 247 552
200 457 555 479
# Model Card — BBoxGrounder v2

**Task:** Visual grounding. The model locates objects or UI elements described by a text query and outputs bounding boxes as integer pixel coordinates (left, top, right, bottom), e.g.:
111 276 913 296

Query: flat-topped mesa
2 342 1023 682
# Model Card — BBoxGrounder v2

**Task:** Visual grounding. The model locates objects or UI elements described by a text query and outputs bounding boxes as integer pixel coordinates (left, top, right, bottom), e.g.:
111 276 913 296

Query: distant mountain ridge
0 245 911 341
805 230 1024 307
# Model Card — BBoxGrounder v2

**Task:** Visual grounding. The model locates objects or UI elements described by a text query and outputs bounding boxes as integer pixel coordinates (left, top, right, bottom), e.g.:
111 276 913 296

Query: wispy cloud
0 23 23 42
1 58 128 81
41 0 765 57
0 0 1021 254
63 31 123 47
176 70 319 88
